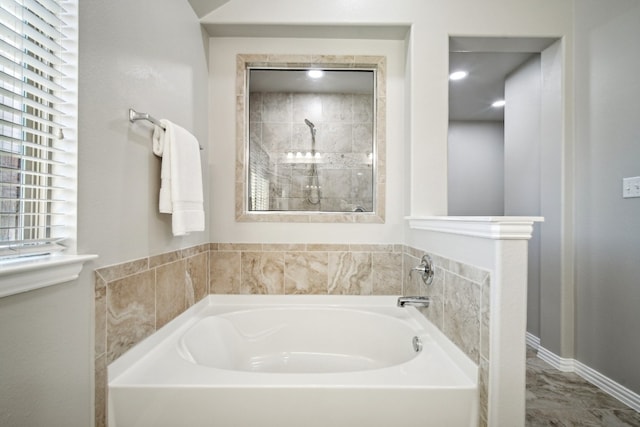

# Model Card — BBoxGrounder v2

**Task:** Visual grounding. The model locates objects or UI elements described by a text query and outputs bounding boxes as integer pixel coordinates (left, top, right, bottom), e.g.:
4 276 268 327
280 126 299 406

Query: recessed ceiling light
492 100 506 108
307 70 324 79
449 71 468 81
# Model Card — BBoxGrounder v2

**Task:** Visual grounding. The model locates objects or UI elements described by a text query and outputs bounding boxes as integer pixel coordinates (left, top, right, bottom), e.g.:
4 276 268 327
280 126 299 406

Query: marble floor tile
526 347 640 426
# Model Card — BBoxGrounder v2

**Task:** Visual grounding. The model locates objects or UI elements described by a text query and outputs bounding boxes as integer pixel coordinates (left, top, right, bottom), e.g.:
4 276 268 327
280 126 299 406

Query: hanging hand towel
152 123 172 214
152 120 205 236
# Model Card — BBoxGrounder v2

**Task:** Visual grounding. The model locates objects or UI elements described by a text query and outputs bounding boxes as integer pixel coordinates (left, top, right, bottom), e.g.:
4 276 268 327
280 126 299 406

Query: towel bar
129 108 203 150
129 108 166 130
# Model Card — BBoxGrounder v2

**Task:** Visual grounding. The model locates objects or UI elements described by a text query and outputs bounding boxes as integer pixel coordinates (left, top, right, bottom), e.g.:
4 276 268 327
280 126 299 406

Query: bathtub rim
108 294 478 386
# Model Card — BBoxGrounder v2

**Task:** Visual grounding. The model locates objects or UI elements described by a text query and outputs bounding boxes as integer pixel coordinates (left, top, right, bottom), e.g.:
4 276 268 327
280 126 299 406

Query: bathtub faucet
397 296 431 308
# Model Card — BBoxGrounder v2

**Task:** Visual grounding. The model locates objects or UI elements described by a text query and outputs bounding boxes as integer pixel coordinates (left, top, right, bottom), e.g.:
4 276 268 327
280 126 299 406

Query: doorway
447 36 567 352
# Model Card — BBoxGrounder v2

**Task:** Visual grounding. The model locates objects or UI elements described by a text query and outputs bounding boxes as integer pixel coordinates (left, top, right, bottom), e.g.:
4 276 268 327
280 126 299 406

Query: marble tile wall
249 91 374 212
94 242 490 427
93 244 209 427
209 243 404 296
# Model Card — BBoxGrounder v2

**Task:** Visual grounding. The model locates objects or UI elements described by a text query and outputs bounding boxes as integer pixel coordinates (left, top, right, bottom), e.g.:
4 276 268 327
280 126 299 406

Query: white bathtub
108 295 478 427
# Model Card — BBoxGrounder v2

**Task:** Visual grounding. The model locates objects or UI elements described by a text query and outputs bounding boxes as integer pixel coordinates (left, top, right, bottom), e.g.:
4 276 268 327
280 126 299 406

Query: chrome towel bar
128 108 203 150
129 108 165 130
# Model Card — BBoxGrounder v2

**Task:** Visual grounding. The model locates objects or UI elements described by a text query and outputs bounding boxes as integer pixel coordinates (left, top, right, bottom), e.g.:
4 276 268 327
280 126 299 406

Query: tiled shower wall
249 91 374 212
94 243 490 427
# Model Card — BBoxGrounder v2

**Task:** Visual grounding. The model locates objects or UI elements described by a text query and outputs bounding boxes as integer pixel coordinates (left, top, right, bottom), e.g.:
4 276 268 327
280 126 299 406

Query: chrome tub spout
397 296 431 308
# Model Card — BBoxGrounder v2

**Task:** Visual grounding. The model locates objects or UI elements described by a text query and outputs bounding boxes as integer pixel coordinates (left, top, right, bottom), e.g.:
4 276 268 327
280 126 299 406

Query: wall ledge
0 254 98 298
406 216 544 240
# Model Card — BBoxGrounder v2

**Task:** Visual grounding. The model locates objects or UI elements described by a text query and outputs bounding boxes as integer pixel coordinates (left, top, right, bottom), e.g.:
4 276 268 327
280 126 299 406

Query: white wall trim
537 345 576 373
526 332 540 349
574 359 640 413
406 216 544 240
527 334 640 412
0 254 98 298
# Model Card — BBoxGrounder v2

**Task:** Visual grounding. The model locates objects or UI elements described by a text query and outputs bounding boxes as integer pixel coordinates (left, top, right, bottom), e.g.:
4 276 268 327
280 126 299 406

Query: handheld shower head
303 118 320 205
304 118 316 137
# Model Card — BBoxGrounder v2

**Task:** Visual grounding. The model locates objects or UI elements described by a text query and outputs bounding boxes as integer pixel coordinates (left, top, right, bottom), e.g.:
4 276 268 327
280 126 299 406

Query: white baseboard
525 332 540 350
537 345 576 372
527 334 640 412
573 359 640 413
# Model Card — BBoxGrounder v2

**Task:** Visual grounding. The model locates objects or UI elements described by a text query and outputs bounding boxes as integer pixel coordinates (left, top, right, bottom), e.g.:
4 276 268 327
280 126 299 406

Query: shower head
304 118 316 138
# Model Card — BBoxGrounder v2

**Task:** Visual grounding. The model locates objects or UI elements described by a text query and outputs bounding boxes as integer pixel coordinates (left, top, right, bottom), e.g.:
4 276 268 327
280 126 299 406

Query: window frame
0 0 96 298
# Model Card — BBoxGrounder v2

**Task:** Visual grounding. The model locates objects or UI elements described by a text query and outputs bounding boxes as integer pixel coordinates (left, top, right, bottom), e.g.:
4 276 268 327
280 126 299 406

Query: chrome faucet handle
409 254 434 285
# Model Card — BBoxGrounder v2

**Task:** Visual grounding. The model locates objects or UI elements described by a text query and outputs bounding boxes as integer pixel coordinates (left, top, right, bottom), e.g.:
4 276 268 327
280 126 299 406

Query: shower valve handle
410 255 434 285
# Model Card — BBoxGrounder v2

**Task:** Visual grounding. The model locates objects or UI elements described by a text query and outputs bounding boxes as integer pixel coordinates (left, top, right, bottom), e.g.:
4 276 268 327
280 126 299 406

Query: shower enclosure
247 68 375 213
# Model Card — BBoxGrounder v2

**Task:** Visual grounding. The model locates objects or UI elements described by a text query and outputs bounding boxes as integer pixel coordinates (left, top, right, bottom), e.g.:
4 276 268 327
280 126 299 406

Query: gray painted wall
77 0 210 265
504 43 566 355
538 41 567 356
574 0 640 393
504 55 541 217
448 121 505 216
0 1 209 426
504 55 542 338
0 274 94 426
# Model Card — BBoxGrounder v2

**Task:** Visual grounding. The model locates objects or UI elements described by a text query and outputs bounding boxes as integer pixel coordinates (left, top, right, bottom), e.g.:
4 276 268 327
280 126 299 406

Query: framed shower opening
236 55 386 223
241 60 382 220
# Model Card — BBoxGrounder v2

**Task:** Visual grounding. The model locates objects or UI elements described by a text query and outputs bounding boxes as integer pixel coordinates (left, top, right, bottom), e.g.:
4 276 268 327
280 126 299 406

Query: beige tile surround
93 244 210 427
210 243 404 295
404 246 491 427
94 242 490 427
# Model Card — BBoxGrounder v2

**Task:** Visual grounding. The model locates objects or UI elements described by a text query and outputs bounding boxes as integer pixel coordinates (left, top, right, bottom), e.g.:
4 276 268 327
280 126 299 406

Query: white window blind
249 141 270 211
0 0 71 259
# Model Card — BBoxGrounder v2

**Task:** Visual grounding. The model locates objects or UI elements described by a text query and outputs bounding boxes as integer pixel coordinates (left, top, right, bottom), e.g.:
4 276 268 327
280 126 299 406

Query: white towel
152 119 205 236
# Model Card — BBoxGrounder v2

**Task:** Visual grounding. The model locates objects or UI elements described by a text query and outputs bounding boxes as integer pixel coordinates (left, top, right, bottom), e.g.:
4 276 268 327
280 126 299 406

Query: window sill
0 254 98 298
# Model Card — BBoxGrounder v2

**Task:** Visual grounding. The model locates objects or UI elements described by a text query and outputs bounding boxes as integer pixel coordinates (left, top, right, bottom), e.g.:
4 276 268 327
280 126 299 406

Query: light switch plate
623 176 640 198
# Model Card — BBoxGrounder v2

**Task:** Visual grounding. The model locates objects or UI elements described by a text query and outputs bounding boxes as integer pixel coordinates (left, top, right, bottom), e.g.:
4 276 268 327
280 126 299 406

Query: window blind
0 0 70 259
249 140 270 211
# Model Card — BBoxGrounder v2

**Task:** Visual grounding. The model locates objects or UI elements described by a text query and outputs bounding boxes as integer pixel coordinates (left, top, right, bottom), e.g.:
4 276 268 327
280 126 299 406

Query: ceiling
448 37 558 122
187 0 231 18
449 52 536 121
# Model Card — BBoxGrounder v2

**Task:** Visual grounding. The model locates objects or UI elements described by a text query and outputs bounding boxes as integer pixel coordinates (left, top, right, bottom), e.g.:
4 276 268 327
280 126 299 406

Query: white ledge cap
405 216 544 240
0 254 98 298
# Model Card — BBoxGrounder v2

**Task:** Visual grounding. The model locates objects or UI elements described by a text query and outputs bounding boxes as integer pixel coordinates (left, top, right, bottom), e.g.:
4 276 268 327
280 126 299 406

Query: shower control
410 254 434 285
